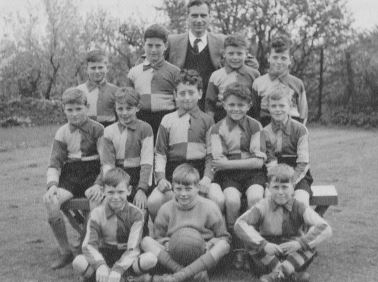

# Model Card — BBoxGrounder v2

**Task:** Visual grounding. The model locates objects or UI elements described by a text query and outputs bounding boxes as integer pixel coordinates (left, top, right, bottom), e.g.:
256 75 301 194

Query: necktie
193 38 201 53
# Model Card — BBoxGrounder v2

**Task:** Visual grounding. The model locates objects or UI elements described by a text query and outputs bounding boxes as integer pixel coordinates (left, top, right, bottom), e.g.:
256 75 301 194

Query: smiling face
105 181 130 211
268 96 291 123
223 94 251 121
268 49 291 76
269 178 294 206
173 183 199 208
175 83 202 112
188 3 210 37
87 61 108 83
115 102 139 126
224 46 246 70
144 37 166 64
64 103 88 126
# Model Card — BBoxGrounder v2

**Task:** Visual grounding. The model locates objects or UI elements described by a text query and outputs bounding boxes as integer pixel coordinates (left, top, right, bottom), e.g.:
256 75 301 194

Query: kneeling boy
234 164 332 282
142 164 230 282
73 168 157 282
43 88 103 269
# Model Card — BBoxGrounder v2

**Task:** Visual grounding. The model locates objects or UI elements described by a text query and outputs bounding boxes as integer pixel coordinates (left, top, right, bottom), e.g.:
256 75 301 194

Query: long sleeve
234 206 267 253
205 78 219 114
47 133 68 188
153 205 170 240
207 203 230 243
204 127 214 180
298 83 308 122
138 127 154 191
154 123 169 183
297 207 332 250
112 219 143 274
209 126 227 160
294 128 310 184
249 127 267 161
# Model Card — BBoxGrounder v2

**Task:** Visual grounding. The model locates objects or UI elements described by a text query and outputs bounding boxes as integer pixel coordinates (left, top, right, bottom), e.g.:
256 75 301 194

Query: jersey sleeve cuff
46 181 58 190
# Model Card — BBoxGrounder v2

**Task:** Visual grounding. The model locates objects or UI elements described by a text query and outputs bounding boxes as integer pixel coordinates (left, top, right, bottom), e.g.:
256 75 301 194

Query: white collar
189 31 208 47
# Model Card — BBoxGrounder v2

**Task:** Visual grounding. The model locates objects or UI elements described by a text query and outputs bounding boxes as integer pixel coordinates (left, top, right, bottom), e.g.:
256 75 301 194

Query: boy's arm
154 122 169 184
297 206 332 250
294 127 310 184
234 205 268 252
82 211 107 270
125 68 135 88
252 81 261 120
99 133 117 177
47 130 68 189
205 75 219 117
298 82 308 124
93 127 105 186
208 203 231 243
203 120 215 182
153 205 170 241
112 209 144 275
138 125 154 192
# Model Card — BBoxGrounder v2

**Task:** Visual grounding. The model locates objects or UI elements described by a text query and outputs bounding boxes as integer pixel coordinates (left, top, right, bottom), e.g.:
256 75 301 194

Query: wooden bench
61 185 338 236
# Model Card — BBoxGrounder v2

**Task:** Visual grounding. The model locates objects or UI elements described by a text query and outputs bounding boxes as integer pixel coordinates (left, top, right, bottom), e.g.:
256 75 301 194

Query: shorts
116 165 151 202
165 159 205 183
59 160 100 198
214 169 266 192
294 171 313 197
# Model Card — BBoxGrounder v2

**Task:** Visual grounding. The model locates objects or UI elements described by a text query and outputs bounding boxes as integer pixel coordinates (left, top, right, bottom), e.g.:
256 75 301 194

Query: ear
198 89 203 99
126 185 132 196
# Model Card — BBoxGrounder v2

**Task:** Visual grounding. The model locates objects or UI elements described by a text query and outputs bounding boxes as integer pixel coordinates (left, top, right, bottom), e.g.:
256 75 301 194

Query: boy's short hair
223 82 252 103
267 84 292 105
103 167 130 187
172 163 200 186
187 0 210 13
267 164 295 184
86 49 108 63
224 34 247 49
176 69 203 91
114 87 140 107
144 24 169 43
62 87 87 106
269 34 292 53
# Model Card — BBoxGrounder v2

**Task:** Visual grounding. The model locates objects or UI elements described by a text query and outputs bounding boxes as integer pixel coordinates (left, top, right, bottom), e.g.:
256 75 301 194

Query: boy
234 164 332 282
206 34 260 122
72 168 157 282
42 88 103 269
99 87 154 210
77 49 119 127
252 35 308 127
147 69 220 220
262 86 313 206
209 82 267 268
141 164 230 282
127 24 181 137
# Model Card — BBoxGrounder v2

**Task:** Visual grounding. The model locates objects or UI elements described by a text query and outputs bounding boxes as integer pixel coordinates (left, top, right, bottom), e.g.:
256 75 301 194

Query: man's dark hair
187 0 210 13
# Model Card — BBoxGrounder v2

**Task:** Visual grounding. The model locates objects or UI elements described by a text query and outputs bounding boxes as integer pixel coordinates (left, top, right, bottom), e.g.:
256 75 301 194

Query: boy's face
144 38 167 64
268 97 291 123
105 181 131 211
224 46 246 70
175 83 202 112
188 3 210 37
64 103 88 126
115 102 139 126
268 49 291 76
173 182 199 208
223 95 251 121
87 61 108 83
269 178 294 206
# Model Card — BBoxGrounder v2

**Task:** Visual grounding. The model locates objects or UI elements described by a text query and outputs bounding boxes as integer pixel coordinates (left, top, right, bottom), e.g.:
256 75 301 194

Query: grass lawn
0 125 377 282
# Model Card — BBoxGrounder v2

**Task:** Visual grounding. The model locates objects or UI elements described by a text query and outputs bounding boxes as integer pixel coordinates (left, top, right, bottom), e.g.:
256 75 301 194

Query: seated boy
98 87 154 210
77 49 119 127
72 168 157 282
141 164 230 282
262 85 313 206
147 69 218 220
234 164 332 282
252 35 308 127
42 88 103 269
205 34 260 123
208 82 267 268
127 24 181 137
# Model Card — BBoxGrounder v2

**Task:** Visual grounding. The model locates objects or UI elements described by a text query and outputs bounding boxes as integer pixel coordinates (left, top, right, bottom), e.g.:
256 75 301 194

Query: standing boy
141 164 230 282
209 82 267 268
43 88 103 269
77 49 119 127
252 35 308 127
99 87 154 210
206 34 260 122
127 24 180 137
147 69 219 220
262 86 313 206
234 164 332 282
73 168 157 282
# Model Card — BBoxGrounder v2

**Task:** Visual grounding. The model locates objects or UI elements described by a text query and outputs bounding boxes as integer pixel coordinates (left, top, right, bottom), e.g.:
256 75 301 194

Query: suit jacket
166 32 226 69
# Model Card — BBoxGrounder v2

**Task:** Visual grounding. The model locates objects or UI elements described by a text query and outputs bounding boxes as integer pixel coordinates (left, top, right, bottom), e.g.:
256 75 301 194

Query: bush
330 108 378 128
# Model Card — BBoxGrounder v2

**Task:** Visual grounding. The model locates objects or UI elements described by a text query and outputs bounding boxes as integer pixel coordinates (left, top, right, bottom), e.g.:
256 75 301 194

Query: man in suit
165 0 225 110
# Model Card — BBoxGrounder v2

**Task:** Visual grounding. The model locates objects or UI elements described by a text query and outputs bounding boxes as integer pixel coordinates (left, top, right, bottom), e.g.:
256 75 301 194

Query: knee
138 252 158 272
147 189 164 216
246 184 264 208
224 188 240 208
141 236 155 252
294 190 310 206
72 255 94 277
